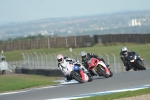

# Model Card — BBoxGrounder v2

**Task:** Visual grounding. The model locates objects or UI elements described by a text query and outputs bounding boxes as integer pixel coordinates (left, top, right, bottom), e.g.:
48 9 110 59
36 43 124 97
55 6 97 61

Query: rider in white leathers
57 54 88 82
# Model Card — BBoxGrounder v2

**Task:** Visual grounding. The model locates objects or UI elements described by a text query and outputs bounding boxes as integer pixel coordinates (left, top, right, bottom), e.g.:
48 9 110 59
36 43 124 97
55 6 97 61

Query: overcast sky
0 0 150 25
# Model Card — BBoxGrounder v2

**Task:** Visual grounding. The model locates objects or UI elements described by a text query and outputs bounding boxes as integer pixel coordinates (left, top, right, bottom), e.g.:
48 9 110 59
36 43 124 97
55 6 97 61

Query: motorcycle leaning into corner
60 60 93 83
126 52 146 71
87 57 113 78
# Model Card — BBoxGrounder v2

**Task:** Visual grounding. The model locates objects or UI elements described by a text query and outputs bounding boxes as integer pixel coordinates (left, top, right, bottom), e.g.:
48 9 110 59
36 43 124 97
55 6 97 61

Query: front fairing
73 65 81 71
87 58 97 69
87 58 101 75
126 52 141 69
96 61 107 68
126 52 137 63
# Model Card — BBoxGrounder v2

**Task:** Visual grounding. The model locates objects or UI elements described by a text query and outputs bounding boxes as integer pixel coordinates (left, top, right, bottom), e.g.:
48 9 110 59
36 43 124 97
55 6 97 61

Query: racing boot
64 75 72 82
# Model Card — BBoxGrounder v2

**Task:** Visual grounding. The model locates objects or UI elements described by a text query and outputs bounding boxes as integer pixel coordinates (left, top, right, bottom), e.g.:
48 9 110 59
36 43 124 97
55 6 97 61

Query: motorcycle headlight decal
130 60 135 62
97 64 102 68
74 65 79 71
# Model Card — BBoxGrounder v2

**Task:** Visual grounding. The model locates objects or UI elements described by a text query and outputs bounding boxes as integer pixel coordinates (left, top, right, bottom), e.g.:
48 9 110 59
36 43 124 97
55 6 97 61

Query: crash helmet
80 51 87 59
57 54 64 63
121 47 128 56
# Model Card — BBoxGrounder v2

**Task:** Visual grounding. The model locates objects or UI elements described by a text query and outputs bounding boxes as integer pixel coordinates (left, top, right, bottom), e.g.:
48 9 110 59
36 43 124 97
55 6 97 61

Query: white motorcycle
59 60 93 83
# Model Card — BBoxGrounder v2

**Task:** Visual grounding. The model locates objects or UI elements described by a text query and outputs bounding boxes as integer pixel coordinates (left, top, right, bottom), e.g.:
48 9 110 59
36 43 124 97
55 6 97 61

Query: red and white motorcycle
87 57 113 78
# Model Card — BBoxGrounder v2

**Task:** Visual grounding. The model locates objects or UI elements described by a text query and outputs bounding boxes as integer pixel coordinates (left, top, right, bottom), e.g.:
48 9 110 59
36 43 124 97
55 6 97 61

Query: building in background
131 19 141 26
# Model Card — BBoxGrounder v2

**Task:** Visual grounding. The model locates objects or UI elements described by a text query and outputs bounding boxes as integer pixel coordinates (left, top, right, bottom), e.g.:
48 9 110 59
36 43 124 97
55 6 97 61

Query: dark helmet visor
57 58 63 62
81 55 86 59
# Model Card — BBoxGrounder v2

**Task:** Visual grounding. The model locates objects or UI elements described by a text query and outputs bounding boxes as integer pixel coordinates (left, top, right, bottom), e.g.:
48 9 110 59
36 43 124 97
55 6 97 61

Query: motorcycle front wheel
71 71 84 83
137 60 146 70
96 65 109 78
109 70 113 77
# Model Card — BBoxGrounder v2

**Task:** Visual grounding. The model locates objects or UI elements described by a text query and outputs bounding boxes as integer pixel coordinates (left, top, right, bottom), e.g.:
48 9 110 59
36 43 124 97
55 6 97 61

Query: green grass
0 74 63 93
2 43 150 61
75 88 150 100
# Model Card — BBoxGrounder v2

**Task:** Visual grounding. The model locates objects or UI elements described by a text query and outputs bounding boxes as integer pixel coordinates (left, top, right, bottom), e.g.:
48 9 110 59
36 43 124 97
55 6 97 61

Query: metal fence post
43 53 47 69
26 53 30 69
105 53 110 65
39 53 43 69
30 53 34 69
21 53 25 68
48 53 52 66
21 53 25 61
34 52 38 69
111 53 117 73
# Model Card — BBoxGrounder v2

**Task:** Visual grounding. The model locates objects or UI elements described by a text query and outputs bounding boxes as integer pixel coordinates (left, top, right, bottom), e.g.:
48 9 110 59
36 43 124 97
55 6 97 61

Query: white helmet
57 54 64 63
121 47 128 55
80 51 87 59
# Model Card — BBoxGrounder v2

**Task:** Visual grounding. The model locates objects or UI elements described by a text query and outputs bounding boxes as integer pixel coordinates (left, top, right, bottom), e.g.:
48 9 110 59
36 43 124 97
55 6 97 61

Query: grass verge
0 74 63 93
76 87 150 100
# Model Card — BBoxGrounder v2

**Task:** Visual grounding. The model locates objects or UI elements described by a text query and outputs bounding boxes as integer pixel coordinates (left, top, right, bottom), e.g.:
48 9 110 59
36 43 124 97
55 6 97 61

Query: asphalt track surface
0 69 150 100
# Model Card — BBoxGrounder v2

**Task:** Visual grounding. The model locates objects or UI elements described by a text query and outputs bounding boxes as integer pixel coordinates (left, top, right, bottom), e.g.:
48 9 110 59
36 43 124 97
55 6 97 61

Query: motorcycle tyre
89 70 96 76
137 60 146 70
109 70 113 77
87 73 93 82
133 67 138 71
71 71 84 83
96 66 109 78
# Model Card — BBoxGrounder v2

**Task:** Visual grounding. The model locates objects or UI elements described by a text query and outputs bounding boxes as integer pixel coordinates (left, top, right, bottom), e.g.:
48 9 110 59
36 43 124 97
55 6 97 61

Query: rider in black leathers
120 46 141 71
80 51 108 76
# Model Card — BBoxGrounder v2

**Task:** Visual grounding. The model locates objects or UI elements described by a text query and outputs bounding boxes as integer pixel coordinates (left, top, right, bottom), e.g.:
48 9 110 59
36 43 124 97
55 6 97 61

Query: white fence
7 52 150 74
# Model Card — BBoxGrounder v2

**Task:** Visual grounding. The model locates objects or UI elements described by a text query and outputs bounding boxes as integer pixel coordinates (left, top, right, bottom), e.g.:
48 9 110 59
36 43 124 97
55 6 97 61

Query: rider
80 51 108 75
57 54 87 82
120 46 142 71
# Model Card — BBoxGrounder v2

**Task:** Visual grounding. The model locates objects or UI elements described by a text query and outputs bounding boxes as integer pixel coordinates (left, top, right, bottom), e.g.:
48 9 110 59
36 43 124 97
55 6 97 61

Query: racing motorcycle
87 57 113 78
60 60 93 83
126 52 146 71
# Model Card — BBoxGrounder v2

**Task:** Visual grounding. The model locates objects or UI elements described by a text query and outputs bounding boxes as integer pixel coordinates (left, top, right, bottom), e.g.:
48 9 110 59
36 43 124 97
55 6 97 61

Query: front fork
95 65 110 75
